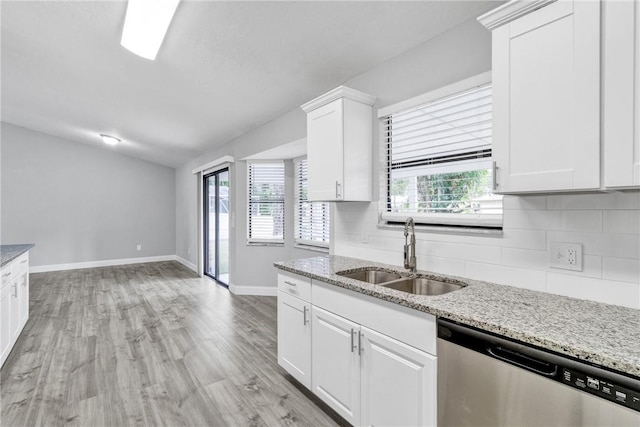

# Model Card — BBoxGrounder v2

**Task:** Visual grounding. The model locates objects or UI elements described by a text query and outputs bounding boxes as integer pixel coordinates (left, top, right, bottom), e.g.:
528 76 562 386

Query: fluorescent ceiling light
121 0 181 60
101 134 121 146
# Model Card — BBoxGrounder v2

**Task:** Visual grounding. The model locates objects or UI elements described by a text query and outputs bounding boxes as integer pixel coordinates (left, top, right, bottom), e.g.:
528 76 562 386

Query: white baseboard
229 284 277 296
30 255 177 273
175 256 197 272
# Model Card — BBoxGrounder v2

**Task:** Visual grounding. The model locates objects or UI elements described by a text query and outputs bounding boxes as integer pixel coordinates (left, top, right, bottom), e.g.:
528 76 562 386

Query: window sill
246 241 285 247
293 243 330 253
377 221 503 237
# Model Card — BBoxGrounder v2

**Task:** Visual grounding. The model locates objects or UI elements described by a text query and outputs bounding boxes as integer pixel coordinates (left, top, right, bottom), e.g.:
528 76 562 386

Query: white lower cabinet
277 271 437 427
0 251 31 367
0 281 16 364
360 326 436 427
277 291 312 388
311 306 361 425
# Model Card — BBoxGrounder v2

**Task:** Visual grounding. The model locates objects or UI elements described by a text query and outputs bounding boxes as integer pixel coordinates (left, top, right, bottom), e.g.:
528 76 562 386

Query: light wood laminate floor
1 262 342 427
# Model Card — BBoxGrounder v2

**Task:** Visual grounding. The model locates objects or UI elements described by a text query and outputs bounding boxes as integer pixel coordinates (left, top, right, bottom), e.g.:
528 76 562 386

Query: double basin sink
336 268 465 296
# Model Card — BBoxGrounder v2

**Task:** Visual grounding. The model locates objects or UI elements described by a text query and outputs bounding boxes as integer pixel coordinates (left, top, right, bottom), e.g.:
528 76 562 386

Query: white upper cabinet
479 0 601 193
301 86 376 202
603 0 640 189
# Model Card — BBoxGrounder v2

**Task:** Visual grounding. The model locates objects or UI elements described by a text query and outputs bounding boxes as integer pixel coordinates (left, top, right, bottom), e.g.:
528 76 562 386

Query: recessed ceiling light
121 0 181 61
100 134 121 146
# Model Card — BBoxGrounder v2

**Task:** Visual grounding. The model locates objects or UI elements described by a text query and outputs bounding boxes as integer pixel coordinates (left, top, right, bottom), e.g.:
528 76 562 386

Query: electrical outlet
550 242 583 271
136 244 142 251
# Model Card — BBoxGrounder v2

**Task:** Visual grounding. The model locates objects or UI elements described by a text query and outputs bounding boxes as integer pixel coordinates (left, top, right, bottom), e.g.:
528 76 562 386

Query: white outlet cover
550 242 583 271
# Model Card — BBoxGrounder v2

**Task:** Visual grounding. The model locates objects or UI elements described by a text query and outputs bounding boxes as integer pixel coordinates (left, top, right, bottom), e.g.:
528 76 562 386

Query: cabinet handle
350 328 357 353
21 277 27 287
284 281 297 287
12 283 17 298
335 181 342 199
358 331 364 356
2 272 11 278
303 306 308 325
492 161 498 190
20 260 27 264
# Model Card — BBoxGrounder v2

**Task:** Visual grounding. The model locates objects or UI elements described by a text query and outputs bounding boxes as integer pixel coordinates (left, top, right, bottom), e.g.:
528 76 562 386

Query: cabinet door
307 99 344 201
277 291 311 388
603 0 640 188
18 271 29 329
0 283 15 366
492 0 600 193
311 306 360 425
360 326 437 427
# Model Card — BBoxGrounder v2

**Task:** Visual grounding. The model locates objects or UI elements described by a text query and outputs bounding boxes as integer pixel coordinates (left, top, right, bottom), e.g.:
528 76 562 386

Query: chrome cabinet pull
350 328 357 352
303 306 308 325
358 331 364 356
335 181 342 199
284 281 297 287
12 283 17 298
20 260 27 264
492 161 498 190
2 272 11 278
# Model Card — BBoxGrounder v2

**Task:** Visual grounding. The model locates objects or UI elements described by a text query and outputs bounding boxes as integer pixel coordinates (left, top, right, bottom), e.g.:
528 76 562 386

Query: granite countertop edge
274 255 640 379
1 244 35 268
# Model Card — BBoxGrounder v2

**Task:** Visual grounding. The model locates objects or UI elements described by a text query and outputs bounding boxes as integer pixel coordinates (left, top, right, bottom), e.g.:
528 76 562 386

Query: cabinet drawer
278 272 311 302
0 265 13 288
12 253 29 275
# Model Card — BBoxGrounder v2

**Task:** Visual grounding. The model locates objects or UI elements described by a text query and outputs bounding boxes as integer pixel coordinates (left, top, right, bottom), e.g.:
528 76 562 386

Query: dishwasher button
615 391 627 402
587 377 600 390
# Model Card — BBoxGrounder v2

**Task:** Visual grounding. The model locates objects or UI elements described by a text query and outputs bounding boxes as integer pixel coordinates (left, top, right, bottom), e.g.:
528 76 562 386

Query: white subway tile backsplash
502 195 547 210
546 192 640 210
419 256 466 277
464 261 547 292
603 210 640 234
501 247 547 270
546 273 640 309
546 231 640 259
334 191 640 308
602 257 640 284
503 210 602 232
418 241 502 264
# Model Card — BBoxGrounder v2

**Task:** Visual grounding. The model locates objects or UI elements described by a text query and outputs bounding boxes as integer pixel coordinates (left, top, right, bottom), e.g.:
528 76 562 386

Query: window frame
293 157 330 250
378 71 502 230
246 160 286 245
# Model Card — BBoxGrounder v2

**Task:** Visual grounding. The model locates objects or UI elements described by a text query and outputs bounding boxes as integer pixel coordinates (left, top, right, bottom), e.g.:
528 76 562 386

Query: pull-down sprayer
404 217 417 273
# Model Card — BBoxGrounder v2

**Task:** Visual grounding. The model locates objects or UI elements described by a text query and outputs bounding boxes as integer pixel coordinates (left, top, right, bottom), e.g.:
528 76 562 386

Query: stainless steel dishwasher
437 319 640 427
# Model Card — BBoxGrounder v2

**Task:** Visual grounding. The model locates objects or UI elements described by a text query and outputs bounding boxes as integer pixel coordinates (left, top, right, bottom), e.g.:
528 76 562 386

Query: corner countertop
1 244 35 268
274 255 640 379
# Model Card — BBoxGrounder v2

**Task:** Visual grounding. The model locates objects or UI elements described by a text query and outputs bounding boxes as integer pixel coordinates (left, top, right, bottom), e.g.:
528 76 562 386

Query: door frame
203 167 229 286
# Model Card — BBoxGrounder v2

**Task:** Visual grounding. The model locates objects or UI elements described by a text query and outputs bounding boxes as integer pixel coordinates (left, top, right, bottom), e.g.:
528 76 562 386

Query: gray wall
175 18 491 289
1 123 176 267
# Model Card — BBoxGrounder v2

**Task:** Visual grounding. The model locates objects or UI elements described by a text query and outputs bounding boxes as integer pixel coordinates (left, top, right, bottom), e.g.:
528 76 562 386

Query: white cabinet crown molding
301 86 377 113
478 0 557 30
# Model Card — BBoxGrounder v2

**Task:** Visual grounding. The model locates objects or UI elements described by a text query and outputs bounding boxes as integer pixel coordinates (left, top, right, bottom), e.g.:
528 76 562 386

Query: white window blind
247 161 285 243
382 80 502 228
295 158 330 248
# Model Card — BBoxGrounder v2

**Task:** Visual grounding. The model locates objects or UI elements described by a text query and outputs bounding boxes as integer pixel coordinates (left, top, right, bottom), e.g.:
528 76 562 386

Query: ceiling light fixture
100 134 121 146
120 0 181 60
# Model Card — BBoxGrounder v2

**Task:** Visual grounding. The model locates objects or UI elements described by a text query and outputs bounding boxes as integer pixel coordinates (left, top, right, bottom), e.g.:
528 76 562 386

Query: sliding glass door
204 168 229 285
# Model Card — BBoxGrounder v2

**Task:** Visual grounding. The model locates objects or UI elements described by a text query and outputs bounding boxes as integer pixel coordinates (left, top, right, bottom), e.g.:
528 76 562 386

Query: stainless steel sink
381 277 464 296
336 268 402 284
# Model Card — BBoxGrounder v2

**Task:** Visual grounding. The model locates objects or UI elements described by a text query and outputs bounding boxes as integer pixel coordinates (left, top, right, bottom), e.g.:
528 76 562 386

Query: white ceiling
1 1 501 168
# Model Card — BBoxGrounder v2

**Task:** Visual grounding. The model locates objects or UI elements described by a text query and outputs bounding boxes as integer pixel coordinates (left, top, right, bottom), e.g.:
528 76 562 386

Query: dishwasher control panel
563 368 640 412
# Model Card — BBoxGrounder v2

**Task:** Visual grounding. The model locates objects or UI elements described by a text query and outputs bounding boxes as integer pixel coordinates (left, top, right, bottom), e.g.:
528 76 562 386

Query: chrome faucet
404 217 417 273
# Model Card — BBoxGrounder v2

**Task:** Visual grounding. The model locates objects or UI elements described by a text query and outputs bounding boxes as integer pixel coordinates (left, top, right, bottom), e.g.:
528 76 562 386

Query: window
247 161 285 243
294 158 330 248
381 74 502 228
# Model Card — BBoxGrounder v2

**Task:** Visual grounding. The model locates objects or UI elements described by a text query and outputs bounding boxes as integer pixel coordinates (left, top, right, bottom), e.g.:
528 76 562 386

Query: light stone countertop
1 244 35 268
274 255 640 379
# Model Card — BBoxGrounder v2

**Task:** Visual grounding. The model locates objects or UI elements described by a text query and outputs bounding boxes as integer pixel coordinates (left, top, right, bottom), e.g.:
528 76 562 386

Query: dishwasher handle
487 344 558 377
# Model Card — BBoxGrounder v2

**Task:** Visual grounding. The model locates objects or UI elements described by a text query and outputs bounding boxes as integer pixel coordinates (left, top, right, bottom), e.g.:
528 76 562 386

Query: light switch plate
550 242 583 271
